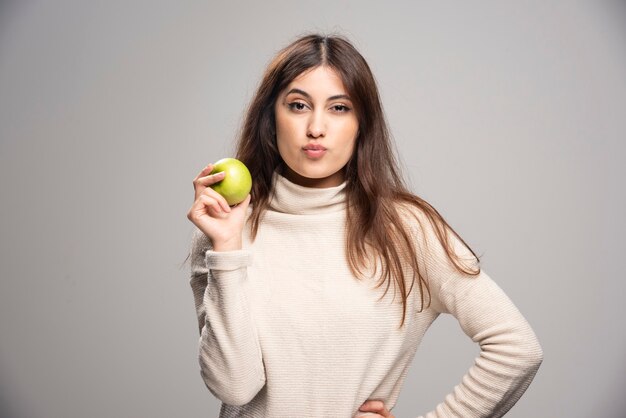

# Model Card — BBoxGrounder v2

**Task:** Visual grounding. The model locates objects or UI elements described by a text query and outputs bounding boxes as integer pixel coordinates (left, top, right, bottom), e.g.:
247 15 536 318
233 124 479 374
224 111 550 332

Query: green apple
209 158 252 206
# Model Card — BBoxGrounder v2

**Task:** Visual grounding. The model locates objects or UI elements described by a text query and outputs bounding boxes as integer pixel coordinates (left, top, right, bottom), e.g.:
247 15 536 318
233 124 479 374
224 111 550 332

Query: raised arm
187 164 265 406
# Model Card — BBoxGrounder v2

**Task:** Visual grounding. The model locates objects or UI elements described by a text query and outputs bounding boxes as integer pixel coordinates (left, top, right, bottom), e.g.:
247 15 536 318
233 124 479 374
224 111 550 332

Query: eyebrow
285 88 352 102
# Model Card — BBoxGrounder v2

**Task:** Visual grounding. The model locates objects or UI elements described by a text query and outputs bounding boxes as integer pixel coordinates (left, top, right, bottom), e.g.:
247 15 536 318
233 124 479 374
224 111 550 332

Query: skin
274 65 359 188
187 165 250 252
358 400 395 417
187 66 393 416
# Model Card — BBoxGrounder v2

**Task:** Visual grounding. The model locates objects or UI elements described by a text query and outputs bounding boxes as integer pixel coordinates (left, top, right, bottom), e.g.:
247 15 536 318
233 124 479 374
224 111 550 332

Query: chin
299 169 336 180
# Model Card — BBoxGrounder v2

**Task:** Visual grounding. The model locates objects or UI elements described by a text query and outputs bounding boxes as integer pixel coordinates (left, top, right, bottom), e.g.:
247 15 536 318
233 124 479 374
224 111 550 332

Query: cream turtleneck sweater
189 173 543 417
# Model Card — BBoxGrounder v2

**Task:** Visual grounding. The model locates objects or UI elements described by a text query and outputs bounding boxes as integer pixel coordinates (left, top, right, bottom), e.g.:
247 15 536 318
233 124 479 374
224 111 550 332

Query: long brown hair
235 33 481 327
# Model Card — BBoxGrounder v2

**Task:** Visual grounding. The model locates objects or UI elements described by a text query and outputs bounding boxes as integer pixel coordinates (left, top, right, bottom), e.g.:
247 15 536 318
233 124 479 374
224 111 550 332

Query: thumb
231 194 251 214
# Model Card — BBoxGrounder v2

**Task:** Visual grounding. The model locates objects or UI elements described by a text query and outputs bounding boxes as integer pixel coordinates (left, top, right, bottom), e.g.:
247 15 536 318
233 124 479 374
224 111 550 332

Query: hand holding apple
187 159 252 251
209 158 252 206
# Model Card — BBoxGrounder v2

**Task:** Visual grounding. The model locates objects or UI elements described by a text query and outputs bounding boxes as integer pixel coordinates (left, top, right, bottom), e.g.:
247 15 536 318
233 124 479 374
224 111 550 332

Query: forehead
285 66 348 93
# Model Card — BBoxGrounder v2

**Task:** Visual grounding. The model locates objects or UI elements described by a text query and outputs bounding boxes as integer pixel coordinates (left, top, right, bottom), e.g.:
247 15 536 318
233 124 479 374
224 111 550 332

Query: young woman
186 34 543 417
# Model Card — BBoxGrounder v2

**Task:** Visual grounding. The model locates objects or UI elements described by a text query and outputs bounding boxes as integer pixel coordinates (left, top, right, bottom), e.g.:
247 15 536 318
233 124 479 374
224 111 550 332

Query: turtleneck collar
267 172 347 215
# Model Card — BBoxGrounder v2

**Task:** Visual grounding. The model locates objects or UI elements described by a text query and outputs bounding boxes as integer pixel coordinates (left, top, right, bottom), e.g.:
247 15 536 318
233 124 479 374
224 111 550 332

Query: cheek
275 133 288 161
340 120 359 150
274 113 288 154
276 114 305 156
341 126 359 162
339 115 359 138
275 111 296 140
275 125 298 163
342 139 357 162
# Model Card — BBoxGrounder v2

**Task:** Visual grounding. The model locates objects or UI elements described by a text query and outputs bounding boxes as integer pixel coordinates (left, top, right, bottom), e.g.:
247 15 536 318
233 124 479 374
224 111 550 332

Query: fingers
194 164 226 186
198 170 226 186
191 163 231 211
189 160 250 224
193 163 214 181
187 191 231 224
359 400 393 418
192 164 226 198
202 187 232 213
198 194 228 218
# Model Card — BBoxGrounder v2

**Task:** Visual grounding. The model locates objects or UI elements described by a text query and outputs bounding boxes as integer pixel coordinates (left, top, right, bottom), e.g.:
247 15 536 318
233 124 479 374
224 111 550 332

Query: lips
302 144 327 159
303 144 327 151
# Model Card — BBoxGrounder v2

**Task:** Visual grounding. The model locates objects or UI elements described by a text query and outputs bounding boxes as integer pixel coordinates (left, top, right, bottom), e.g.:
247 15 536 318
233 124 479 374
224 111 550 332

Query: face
274 66 359 188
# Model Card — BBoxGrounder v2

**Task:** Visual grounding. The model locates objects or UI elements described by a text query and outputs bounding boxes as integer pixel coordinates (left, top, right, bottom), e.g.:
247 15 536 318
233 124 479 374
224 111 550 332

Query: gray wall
1 1 624 417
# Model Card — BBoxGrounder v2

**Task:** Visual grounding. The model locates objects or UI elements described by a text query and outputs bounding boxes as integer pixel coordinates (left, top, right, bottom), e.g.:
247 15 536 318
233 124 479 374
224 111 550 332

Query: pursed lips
303 144 327 151
302 144 327 158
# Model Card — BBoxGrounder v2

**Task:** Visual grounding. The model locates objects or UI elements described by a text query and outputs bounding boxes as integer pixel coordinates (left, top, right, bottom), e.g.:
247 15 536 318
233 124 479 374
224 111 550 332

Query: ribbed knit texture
189 173 543 417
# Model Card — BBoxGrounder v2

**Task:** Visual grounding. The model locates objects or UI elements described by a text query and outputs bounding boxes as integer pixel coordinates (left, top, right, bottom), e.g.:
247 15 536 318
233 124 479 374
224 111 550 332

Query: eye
287 102 308 112
331 104 350 113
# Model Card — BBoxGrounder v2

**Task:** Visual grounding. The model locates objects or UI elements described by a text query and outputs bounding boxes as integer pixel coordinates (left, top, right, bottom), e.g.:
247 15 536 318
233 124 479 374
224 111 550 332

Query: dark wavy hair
231 34 481 327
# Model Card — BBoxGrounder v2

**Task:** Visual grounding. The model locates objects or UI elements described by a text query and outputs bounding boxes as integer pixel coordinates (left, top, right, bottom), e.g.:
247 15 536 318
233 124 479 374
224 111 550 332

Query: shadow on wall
0 374 32 418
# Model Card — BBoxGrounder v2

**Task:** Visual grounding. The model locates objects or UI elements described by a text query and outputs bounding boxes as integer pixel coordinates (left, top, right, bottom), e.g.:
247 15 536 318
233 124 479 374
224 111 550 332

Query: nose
306 110 326 138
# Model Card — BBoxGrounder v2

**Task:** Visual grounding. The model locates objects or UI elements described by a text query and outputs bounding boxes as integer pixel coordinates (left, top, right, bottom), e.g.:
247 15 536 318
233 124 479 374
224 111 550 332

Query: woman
186 34 543 417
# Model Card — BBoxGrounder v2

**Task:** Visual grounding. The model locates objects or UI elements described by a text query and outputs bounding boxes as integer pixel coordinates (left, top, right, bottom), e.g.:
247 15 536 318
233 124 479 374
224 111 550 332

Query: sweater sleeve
414 217 543 418
189 227 266 406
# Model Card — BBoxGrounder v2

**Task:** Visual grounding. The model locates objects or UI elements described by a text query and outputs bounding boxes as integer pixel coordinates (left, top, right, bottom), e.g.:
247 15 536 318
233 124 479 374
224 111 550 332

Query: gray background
1 1 624 417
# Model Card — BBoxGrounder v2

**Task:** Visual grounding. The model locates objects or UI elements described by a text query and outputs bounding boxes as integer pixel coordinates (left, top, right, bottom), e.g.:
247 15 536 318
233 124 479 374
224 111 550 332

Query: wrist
212 237 242 252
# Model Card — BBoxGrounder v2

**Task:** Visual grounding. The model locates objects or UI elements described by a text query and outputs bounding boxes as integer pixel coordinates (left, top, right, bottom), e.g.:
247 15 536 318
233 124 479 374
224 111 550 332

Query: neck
268 171 347 215
280 165 346 189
